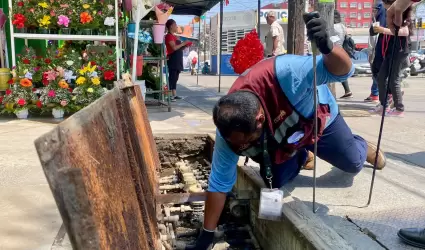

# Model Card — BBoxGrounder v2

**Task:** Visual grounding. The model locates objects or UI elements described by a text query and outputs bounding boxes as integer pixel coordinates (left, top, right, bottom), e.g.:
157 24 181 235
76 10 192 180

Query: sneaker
174 96 183 100
386 108 404 118
389 91 404 109
340 92 353 99
364 95 379 103
170 96 176 102
302 151 314 170
366 141 386 169
369 105 390 115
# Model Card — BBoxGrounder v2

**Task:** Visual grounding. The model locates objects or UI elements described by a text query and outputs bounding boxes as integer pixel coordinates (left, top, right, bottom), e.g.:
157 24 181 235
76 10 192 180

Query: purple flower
57 15 70 28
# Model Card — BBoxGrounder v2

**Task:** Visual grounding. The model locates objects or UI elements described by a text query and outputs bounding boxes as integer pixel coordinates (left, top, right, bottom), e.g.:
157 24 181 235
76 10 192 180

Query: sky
170 0 282 26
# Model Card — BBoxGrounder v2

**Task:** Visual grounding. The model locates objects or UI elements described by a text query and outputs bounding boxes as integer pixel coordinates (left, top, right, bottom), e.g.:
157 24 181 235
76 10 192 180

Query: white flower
24 72 33 79
107 4 113 10
66 60 74 66
104 17 115 27
64 70 76 83
90 71 98 78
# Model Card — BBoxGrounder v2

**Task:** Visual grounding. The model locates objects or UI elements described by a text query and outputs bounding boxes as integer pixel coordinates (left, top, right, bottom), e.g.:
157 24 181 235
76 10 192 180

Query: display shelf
13 33 119 42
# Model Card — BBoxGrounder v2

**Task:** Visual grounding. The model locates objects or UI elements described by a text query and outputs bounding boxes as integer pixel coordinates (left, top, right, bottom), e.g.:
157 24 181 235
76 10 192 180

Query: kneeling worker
187 12 386 250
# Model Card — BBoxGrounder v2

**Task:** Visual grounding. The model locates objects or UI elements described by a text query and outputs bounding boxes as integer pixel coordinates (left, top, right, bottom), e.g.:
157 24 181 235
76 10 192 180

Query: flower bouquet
55 0 75 34
11 0 27 33
1 78 37 118
86 47 117 87
76 2 100 35
39 68 73 118
34 1 57 34
100 2 116 35
230 30 264 74
72 62 106 108
153 4 173 43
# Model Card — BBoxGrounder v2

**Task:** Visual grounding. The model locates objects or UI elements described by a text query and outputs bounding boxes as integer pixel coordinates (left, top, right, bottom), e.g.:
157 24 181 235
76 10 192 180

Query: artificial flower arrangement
38 67 73 118
11 0 27 32
72 62 106 108
0 77 38 118
230 30 264 74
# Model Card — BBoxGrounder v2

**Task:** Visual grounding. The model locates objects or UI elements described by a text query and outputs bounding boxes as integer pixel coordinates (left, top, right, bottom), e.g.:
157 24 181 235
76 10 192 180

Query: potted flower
72 62 106 108
100 3 116 35
153 4 173 44
39 68 72 119
35 1 55 34
57 15 71 34
1 78 37 119
12 1 27 33
77 3 100 35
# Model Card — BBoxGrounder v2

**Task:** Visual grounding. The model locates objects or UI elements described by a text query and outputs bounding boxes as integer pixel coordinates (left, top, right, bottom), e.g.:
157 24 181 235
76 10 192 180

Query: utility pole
287 0 306 55
316 0 336 98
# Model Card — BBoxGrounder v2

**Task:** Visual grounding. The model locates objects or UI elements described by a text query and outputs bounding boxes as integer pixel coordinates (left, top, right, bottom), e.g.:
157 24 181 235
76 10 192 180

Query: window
364 12 371 18
358 5 362 10
357 23 362 28
363 22 370 28
350 2 357 8
351 22 356 27
340 12 346 19
364 2 371 8
340 2 348 8
350 12 357 18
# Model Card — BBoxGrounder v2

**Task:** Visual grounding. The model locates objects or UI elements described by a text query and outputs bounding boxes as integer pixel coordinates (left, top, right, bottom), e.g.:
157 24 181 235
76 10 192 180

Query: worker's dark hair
213 91 260 138
334 10 341 24
166 19 176 31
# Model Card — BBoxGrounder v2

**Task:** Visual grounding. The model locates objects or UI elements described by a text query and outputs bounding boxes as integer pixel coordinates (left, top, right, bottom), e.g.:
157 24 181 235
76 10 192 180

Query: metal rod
218 0 224 93
312 42 318 213
257 0 261 38
8 0 16 67
196 20 201 85
367 27 400 206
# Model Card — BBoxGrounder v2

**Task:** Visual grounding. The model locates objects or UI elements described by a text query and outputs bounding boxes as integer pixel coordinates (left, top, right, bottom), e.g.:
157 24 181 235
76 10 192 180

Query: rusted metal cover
34 85 160 250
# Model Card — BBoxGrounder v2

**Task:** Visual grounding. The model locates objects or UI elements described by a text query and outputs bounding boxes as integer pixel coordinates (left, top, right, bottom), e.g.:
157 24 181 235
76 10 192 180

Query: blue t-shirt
208 54 354 193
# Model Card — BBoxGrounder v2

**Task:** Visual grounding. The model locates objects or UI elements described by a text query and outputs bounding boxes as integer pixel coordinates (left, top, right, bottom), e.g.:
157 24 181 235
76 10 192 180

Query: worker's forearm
323 46 352 76
273 37 278 54
203 192 227 230
382 26 409 36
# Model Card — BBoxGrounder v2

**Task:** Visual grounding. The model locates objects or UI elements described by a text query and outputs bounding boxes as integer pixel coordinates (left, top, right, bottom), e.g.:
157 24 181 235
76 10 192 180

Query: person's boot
303 151 315 170
398 228 425 248
366 141 386 169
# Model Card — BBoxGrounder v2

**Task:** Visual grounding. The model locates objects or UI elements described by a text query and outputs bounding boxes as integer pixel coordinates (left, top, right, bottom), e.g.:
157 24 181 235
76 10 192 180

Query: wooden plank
35 87 159 250
156 192 207 204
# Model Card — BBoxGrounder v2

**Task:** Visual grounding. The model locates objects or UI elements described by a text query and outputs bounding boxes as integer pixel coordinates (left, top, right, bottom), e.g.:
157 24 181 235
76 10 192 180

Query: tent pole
197 19 201 85
257 0 261 38
218 0 223 93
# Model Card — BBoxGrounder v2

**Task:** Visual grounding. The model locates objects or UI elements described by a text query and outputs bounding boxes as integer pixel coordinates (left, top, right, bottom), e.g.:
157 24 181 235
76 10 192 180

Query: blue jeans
262 114 368 188
371 77 379 96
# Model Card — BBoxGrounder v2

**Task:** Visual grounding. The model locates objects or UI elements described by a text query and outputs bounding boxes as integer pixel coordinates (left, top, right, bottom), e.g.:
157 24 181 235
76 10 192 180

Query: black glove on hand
185 228 215 250
303 12 333 55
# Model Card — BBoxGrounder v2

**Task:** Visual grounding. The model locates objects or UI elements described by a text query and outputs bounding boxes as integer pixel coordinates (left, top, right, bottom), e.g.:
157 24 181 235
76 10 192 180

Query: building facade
336 0 374 28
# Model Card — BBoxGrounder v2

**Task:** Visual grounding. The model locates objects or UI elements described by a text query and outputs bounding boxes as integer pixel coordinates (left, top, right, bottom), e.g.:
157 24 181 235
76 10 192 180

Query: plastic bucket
0 68 11 91
153 23 166 44
130 55 144 77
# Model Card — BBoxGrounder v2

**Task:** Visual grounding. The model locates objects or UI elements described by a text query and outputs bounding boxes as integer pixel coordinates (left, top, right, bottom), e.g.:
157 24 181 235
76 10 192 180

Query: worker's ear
256 114 265 128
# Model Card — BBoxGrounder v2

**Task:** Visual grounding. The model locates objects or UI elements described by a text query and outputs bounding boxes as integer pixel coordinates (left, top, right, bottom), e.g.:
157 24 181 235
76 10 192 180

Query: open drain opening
157 158 261 250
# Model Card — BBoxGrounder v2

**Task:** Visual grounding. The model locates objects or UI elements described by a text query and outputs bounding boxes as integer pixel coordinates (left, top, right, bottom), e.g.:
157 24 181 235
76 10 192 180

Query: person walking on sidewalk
369 0 412 117
186 13 387 250
365 2 386 103
265 11 285 57
165 19 192 101
334 10 353 99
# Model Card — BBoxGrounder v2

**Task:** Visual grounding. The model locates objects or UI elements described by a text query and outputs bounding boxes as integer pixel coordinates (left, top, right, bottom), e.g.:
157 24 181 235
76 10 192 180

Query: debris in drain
158 159 261 250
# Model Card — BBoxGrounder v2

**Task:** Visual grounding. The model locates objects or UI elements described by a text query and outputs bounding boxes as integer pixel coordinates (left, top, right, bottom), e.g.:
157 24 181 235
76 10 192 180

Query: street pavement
0 73 424 249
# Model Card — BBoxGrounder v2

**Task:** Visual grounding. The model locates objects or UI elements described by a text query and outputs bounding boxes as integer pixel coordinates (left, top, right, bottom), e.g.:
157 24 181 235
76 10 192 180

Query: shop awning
164 0 220 16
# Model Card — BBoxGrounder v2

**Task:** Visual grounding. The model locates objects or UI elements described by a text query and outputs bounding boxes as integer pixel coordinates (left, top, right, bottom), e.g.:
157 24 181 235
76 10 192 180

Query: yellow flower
87 88 94 93
79 63 96 75
76 76 86 85
72 96 76 101
38 15 51 27
91 77 100 85
83 4 90 9
38 2 49 8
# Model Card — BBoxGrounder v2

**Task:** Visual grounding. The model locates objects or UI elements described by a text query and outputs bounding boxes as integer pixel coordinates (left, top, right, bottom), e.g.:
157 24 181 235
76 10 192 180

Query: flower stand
152 23 165 44
52 108 65 119
15 109 28 119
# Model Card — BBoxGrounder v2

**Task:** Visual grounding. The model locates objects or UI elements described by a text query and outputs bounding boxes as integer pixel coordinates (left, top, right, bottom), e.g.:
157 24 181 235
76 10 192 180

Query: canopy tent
163 0 221 16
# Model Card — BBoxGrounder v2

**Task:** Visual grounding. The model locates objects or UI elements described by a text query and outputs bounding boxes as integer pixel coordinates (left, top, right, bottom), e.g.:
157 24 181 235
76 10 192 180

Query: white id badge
258 188 284 221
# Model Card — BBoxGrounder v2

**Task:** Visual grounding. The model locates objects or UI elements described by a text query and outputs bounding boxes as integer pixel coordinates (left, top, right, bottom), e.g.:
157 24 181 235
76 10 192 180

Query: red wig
230 30 264 74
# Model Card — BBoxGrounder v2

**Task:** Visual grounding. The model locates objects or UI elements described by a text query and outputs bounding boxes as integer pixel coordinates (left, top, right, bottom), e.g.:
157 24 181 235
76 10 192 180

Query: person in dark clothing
334 10 352 99
164 19 192 101
369 0 412 118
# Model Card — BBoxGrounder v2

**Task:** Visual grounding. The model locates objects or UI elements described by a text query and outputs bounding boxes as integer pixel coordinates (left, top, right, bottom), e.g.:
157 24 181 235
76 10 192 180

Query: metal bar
196 20 201 85
115 0 120 80
8 0 16 67
131 4 141 82
218 0 223 93
257 0 261 38
312 42 318 213
12 33 119 41
156 192 207 204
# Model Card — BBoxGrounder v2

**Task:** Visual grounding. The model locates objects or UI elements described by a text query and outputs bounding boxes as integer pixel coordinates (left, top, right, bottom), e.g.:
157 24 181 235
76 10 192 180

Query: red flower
22 58 30 64
104 70 115 80
36 100 42 108
12 14 26 29
108 60 114 65
17 99 26 106
17 1 24 7
0 96 3 103
7 79 14 84
68 88 73 93
90 61 96 66
230 30 264 75
42 78 49 86
32 88 37 92
44 58 51 64
5 89 12 95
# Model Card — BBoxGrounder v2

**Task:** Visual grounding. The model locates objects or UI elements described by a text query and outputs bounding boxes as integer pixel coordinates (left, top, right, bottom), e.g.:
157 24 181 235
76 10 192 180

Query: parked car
351 49 371 76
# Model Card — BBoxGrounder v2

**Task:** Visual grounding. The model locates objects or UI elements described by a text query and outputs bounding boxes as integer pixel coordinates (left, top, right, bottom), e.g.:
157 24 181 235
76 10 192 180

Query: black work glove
303 12 333 55
185 228 215 250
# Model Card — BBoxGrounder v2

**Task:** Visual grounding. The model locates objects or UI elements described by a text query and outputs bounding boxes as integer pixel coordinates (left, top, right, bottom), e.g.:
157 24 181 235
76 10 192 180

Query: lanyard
262 133 273 189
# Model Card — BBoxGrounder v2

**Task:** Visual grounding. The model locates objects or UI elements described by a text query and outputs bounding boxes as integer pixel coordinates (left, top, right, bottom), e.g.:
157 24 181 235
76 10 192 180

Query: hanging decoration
230 30 264 75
